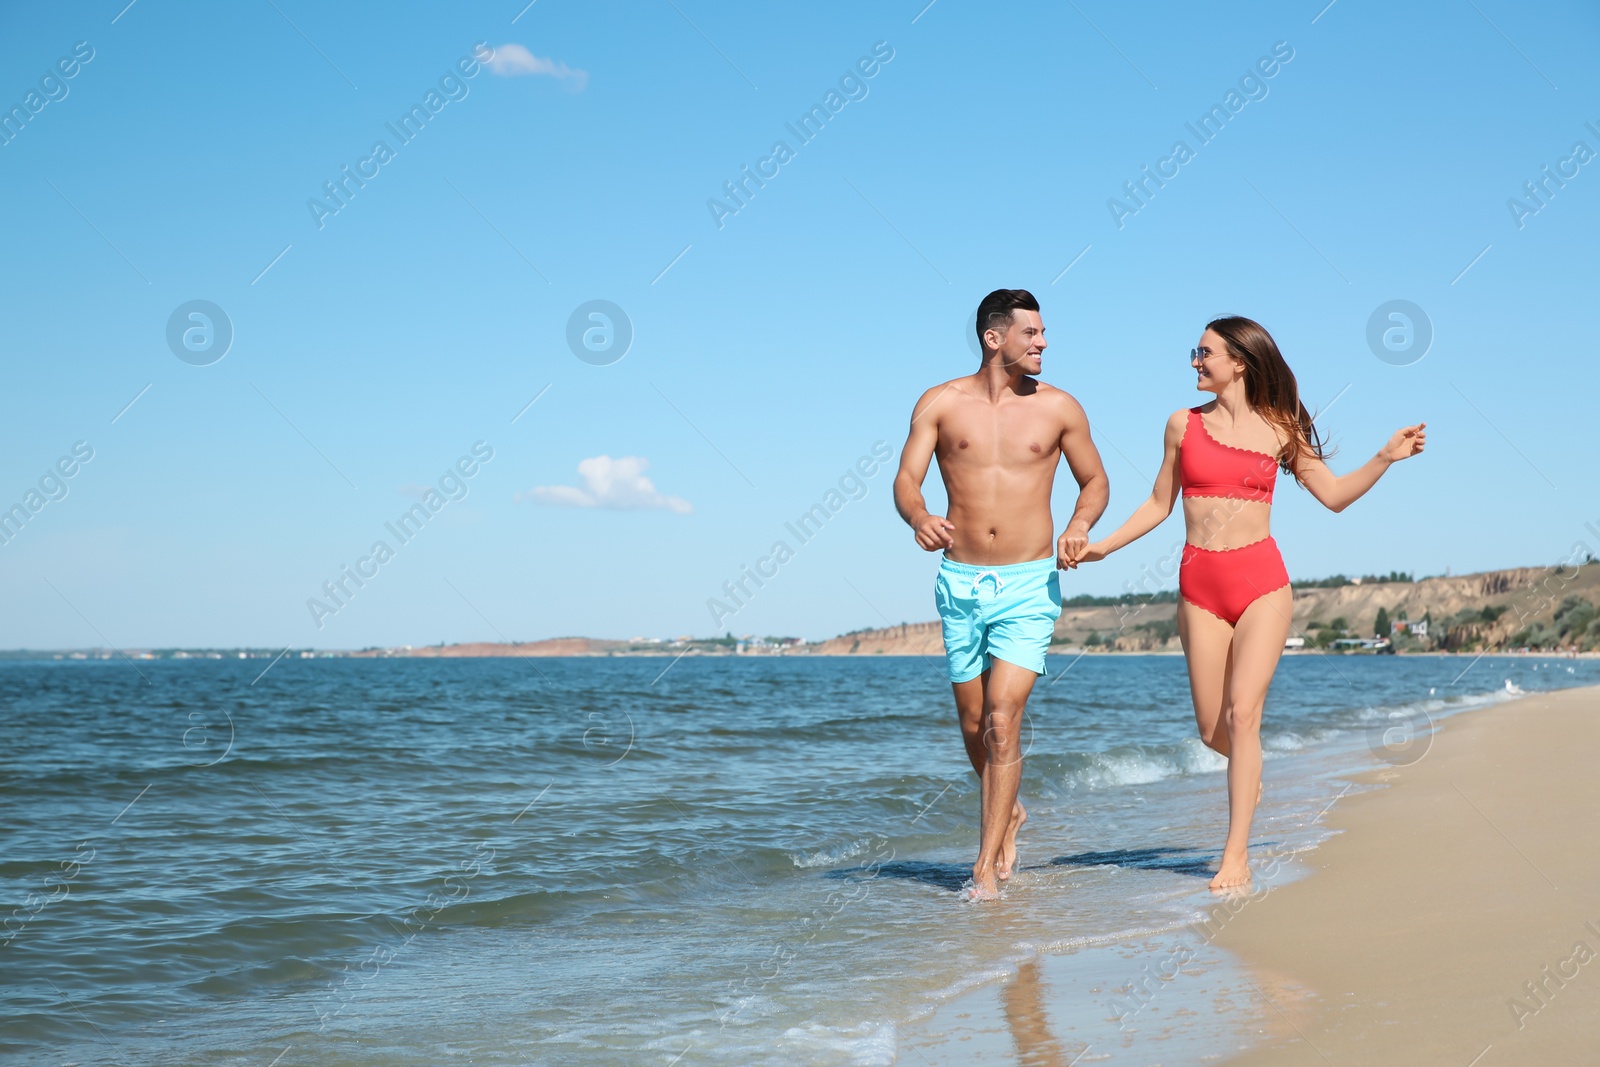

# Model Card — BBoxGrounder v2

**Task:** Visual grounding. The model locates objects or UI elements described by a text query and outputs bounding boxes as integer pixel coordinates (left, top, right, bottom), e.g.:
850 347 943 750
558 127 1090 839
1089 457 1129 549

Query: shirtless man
893 289 1109 901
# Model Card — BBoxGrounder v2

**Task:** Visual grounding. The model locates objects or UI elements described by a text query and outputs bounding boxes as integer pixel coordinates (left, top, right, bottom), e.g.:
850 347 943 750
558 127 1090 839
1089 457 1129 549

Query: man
893 289 1109 900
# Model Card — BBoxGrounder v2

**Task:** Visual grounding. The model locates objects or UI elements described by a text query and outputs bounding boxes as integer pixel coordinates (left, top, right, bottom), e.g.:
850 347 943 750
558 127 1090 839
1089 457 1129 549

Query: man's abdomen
942 503 1055 565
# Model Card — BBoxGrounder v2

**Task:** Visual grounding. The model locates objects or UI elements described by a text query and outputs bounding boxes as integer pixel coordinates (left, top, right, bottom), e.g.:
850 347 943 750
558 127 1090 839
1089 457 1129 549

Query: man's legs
952 673 987 774
970 658 1040 899
952 673 1027 880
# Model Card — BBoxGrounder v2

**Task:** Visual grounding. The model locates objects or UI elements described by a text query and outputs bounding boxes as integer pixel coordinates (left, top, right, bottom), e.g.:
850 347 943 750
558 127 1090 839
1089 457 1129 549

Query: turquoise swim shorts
934 555 1063 684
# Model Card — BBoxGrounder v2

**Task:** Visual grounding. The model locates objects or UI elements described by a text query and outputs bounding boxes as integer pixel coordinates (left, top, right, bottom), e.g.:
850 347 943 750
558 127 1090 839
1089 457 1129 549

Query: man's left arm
1055 392 1110 569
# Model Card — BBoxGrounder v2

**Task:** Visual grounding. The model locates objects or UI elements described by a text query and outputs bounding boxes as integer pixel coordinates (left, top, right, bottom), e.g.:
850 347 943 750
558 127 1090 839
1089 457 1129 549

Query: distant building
1390 619 1428 638
1331 637 1391 651
1284 637 1306 649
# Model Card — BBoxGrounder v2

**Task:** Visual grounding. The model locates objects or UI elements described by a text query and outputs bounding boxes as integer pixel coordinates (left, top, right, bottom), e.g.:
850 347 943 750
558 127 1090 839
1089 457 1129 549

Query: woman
1082 316 1425 890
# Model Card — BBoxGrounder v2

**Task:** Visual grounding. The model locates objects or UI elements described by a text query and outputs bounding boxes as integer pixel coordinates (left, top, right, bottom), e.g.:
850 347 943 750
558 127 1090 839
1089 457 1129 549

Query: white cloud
484 43 588 90
518 456 691 514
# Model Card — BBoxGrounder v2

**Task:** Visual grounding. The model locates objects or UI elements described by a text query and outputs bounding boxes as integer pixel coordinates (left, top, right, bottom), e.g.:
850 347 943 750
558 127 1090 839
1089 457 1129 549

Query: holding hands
1077 541 1109 565
1056 521 1093 569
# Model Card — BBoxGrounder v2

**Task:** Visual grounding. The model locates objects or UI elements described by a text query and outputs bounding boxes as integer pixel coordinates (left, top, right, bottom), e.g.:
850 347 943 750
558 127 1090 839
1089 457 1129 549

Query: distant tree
1085 631 1103 646
1328 616 1349 634
1374 606 1390 637
1136 618 1179 641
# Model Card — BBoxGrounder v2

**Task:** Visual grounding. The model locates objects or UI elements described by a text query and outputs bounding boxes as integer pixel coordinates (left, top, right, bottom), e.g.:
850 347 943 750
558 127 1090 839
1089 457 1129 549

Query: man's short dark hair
975 289 1040 350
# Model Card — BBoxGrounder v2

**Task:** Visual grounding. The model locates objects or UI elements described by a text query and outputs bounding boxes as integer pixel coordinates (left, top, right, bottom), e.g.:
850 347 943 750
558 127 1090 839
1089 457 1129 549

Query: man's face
986 309 1046 374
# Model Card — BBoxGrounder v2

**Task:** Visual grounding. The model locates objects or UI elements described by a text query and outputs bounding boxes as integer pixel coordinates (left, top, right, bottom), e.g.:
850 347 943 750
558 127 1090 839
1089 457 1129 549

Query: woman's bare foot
968 863 1002 901
1209 848 1252 892
997 802 1027 881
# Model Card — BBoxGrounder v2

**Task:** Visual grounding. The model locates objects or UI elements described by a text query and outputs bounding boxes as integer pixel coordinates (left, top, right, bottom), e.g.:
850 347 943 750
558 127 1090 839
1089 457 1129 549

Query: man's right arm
893 386 955 552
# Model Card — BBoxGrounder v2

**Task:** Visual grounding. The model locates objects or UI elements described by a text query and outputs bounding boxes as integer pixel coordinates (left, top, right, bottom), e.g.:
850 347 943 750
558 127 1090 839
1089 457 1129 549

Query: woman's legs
1211 586 1293 889
1177 601 1235 755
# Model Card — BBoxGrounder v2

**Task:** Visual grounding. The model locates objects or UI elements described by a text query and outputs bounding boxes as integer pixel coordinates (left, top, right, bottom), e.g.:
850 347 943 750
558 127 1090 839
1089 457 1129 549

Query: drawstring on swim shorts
970 570 1005 598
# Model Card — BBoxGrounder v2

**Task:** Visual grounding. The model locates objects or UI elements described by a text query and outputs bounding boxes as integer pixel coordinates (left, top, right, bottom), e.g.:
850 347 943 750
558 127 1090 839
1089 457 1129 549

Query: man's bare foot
997 802 1027 881
968 863 1002 901
1209 849 1252 892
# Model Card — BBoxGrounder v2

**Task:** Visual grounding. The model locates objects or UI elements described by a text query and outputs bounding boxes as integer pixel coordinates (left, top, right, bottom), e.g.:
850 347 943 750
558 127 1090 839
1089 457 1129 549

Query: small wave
1349 686 1518 732
921 965 1018 1007
1039 739 1226 792
790 838 877 869
778 1021 896 1066
1263 732 1311 752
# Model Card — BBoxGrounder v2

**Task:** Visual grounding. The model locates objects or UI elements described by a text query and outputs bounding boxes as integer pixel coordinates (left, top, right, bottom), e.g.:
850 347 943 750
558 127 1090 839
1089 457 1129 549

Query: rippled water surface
3 653 1596 1065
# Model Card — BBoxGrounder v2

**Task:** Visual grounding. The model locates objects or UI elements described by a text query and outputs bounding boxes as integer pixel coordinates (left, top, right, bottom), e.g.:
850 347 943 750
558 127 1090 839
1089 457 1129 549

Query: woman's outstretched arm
1079 409 1186 563
1295 423 1426 513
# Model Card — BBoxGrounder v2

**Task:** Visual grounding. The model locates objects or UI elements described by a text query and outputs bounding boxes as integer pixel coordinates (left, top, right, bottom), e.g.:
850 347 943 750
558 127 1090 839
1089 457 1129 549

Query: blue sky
1 0 1596 649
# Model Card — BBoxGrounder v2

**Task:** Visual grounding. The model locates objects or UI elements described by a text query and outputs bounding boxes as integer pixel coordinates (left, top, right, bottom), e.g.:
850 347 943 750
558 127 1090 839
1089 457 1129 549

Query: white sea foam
922 965 1024 1006
1053 738 1226 791
1262 731 1311 752
1355 686 1517 728
789 838 875 869
778 1021 897 1065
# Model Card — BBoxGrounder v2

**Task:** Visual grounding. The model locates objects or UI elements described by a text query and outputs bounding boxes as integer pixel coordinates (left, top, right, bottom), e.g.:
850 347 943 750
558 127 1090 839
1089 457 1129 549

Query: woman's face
1191 329 1243 393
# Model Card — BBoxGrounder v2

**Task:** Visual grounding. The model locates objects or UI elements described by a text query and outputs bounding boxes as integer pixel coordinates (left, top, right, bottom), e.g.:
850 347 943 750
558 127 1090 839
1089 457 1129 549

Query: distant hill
347 638 622 658
810 561 1600 656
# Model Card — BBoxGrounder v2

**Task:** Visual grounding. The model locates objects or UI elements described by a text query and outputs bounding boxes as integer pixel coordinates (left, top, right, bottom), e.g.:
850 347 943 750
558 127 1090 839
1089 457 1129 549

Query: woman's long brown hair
1206 316 1331 480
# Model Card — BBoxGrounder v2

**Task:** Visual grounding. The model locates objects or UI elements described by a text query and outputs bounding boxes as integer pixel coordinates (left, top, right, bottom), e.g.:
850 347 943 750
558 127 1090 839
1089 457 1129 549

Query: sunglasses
1189 346 1223 362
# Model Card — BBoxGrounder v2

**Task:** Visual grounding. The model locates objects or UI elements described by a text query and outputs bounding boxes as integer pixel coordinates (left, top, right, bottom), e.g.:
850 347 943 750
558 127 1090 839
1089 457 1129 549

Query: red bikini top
1179 407 1278 503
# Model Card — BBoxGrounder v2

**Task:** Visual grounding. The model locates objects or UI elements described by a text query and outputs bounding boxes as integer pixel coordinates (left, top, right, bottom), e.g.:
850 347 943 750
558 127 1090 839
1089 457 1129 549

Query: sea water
2 653 1596 1065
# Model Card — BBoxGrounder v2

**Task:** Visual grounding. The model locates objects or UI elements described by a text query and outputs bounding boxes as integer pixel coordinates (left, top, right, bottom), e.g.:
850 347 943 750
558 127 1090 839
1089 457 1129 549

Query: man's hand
1057 521 1092 569
914 514 955 551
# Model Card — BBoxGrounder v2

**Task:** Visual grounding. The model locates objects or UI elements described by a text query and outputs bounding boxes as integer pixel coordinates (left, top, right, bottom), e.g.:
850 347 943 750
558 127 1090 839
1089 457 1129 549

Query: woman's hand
1080 541 1109 564
1382 423 1426 463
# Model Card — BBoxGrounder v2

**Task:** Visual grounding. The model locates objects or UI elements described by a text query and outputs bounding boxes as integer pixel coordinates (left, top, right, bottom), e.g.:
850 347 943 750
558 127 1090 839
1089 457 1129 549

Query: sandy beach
1212 682 1600 1065
899 683 1600 1065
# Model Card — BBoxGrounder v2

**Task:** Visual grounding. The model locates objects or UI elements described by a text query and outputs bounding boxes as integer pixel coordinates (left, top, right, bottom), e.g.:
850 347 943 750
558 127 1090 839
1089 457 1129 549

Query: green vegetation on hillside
1510 597 1595 650
1062 590 1180 608
1292 571 1414 589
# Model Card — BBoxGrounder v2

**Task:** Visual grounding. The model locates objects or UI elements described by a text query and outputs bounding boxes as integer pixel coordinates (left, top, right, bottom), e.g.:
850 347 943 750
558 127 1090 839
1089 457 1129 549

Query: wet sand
1213 683 1600 1064
898 684 1600 1065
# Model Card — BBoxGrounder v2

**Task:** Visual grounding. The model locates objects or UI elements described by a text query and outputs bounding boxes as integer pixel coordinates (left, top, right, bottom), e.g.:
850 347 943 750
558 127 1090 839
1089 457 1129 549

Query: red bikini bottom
1179 537 1290 626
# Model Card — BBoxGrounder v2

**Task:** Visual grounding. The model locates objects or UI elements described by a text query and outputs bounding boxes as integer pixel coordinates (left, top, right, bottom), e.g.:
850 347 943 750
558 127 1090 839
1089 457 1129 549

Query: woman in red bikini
1083 316 1425 890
